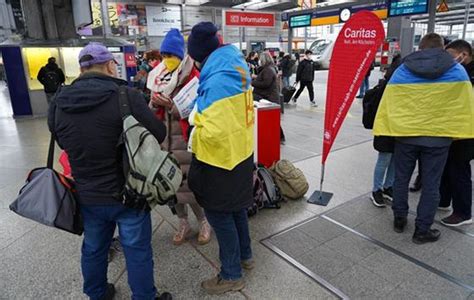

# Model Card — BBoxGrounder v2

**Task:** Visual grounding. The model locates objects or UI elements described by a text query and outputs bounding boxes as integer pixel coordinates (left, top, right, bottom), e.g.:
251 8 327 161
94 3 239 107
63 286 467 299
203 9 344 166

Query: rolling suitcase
282 85 296 103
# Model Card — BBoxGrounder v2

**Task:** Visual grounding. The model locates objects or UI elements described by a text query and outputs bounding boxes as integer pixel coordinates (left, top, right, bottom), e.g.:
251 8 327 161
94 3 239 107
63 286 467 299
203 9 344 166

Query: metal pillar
22 0 45 39
100 0 112 38
387 16 413 57
287 27 293 54
427 0 436 34
448 24 453 35
462 2 471 40
304 27 308 50
41 0 59 39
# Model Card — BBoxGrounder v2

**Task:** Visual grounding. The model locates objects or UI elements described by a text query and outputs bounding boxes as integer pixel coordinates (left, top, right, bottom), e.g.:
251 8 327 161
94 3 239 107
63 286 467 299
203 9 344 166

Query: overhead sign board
388 0 429 17
225 11 275 27
289 14 312 28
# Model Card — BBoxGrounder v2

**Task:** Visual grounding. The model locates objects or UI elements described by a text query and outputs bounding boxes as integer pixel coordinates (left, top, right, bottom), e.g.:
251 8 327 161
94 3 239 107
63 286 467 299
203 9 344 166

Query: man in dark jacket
439 40 474 227
48 42 171 300
373 33 474 244
37 57 65 104
293 50 317 107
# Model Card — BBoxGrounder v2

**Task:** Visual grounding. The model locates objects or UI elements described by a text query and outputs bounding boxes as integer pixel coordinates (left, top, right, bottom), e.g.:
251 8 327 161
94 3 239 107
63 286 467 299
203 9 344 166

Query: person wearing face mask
438 40 474 227
48 42 171 300
147 28 212 245
292 50 317 107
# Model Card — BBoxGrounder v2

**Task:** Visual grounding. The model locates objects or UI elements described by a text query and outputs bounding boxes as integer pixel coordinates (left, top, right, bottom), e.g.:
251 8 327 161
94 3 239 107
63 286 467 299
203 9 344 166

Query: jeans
81 204 157 300
204 209 252 280
294 81 314 102
373 152 394 192
46 92 56 105
282 76 290 88
393 142 449 232
439 153 472 219
358 76 369 97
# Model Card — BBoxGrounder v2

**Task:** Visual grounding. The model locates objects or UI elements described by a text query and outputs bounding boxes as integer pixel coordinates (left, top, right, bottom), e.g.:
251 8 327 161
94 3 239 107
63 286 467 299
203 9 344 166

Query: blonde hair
259 52 274 67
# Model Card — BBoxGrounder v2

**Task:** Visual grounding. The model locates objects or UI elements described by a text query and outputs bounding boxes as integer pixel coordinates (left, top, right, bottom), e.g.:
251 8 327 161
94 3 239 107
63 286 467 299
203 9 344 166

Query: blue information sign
388 0 429 17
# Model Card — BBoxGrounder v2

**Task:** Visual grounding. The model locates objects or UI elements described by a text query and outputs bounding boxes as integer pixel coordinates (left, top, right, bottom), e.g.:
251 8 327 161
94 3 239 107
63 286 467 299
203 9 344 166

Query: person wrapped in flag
373 33 474 244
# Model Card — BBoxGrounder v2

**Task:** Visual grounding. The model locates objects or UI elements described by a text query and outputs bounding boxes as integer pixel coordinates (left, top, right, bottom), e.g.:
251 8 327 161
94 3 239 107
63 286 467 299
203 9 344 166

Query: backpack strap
118 85 131 119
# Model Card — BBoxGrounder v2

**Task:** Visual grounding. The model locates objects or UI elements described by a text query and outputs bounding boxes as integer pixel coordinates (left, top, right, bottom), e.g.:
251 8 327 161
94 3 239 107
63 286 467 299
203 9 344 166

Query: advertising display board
146 5 182 36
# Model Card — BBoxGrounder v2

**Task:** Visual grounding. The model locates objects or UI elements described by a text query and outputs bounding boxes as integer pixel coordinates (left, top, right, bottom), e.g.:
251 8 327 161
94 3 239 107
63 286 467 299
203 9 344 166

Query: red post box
254 101 281 167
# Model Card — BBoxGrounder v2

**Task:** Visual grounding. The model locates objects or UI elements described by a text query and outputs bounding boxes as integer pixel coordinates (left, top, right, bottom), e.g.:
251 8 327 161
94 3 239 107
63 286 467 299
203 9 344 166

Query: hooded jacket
374 48 474 143
48 72 167 205
252 64 279 103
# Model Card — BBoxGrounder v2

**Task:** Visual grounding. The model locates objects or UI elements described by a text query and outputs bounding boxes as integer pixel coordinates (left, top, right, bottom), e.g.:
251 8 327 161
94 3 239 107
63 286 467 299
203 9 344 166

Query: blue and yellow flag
374 63 474 138
191 45 254 170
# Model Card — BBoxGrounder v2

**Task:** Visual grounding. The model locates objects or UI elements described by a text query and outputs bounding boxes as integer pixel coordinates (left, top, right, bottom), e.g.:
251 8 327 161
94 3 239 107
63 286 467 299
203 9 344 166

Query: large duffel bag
9 135 83 235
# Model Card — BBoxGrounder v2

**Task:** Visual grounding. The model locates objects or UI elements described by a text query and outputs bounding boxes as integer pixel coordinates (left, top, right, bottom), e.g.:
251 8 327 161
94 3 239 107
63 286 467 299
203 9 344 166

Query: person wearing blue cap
147 29 212 246
48 42 172 300
186 22 254 295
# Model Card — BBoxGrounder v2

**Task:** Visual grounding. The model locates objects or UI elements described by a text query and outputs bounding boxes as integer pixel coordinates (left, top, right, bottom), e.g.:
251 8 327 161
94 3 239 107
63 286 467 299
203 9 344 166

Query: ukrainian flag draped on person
190 45 254 170
374 57 474 138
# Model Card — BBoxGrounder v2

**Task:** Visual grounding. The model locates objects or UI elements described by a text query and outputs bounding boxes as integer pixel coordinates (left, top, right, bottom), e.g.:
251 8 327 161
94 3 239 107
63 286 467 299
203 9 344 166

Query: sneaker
412 228 441 244
356 94 364 99
291 98 297 104
409 176 421 192
382 187 393 201
197 219 212 245
440 214 473 227
201 275 245 295
173 218 191 246
437 205 452 211
394 216 407 233
310 101 318 107
108 237 122 263
156 292 173 300
241 259 255 270
103 283 115 300
370 190 387 207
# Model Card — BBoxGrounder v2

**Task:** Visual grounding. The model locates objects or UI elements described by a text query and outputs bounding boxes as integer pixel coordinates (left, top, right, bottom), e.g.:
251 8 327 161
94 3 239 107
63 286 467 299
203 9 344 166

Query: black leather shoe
101 283 115 300
394 217 407 233
412 228 441 244
156 292 173 300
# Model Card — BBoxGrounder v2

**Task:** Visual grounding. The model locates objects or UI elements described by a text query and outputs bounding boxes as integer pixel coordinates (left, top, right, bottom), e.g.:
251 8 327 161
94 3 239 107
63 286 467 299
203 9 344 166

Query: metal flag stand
307 163 333 206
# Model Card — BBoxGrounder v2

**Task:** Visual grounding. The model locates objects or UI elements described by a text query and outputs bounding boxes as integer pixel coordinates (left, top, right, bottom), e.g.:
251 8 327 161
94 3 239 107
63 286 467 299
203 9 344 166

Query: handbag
9 135 84 235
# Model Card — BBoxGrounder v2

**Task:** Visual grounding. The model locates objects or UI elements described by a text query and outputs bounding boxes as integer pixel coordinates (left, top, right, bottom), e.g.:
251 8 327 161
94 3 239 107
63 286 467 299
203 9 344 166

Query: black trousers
294 81 314 102
439 151 472 219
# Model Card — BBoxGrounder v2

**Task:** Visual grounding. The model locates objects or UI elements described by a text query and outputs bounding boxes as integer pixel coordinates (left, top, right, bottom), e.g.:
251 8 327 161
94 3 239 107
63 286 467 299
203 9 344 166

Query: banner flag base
307 190 333 206
307 163 333 206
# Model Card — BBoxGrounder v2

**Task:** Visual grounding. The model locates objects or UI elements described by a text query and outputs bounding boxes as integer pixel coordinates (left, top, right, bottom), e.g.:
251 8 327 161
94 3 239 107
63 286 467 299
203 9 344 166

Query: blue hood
54 72 127 113
403 48 455 80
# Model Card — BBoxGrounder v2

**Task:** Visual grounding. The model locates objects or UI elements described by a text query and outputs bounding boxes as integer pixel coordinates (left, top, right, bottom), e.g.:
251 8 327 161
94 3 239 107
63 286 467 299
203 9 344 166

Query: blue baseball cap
78 42 115 67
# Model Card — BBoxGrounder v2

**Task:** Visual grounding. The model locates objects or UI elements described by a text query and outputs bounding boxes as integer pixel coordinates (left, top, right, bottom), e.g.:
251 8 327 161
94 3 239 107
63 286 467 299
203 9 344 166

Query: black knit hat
188 22 220 63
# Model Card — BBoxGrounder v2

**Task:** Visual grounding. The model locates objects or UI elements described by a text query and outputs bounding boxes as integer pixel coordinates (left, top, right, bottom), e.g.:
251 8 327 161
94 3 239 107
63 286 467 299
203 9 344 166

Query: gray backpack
118 87 182 209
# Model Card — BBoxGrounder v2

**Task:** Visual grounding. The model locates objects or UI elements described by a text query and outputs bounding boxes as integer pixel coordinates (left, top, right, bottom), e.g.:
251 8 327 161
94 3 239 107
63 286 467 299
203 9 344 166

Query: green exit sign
289 14 311 28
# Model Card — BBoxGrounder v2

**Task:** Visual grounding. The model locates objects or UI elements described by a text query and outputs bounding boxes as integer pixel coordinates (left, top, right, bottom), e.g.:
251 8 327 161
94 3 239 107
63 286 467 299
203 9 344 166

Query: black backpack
362 80 387 129
248 165 282 216
43 69 61 92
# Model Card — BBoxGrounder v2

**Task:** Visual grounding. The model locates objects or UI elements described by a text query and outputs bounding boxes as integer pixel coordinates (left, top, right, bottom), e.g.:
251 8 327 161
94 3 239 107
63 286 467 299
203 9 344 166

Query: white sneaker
310 101 318 107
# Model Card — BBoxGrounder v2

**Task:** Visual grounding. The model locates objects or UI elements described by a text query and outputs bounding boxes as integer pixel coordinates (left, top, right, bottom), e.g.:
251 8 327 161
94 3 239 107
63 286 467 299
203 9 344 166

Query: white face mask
455 53 467 65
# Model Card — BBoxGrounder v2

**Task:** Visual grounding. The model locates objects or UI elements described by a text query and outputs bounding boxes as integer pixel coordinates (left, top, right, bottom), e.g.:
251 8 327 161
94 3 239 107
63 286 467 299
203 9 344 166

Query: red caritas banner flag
322 11 385 164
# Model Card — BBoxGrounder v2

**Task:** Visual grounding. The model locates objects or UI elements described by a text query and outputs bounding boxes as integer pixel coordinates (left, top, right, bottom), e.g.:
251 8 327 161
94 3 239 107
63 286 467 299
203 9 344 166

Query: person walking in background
252 52 286 144
439 39 474 227
292 50 317 107
280 53 294 88
37 57 65 104
147 28 212 245
357 61 375 98
48 42 171 300
374 33 474 244
187 22 254 295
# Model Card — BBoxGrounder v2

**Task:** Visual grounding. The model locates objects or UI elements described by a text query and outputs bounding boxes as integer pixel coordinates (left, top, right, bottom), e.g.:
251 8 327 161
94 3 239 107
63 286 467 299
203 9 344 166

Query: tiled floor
263 194 474 299
1 70 473 299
